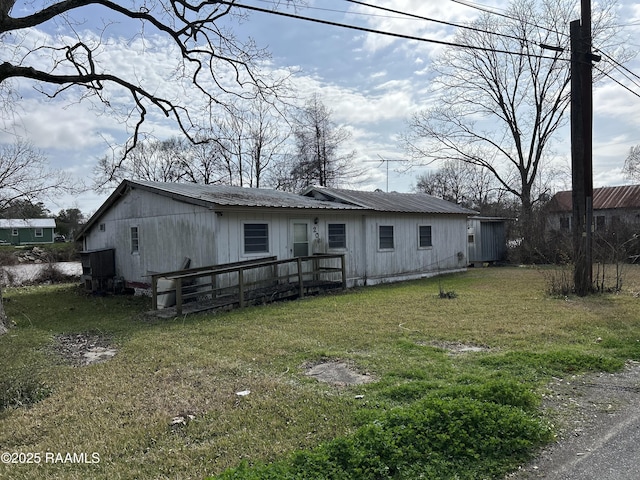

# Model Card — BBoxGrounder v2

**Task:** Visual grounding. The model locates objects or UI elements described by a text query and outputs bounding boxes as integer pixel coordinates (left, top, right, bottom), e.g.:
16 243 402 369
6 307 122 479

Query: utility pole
571 0 599 296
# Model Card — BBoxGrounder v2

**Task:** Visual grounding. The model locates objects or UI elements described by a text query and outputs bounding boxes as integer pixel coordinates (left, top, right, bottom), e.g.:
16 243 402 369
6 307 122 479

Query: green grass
1 267 640 479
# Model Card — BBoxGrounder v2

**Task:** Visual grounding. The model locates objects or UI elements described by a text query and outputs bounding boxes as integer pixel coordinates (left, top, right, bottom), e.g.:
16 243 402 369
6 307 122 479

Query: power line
450 0 569 38
220 1 566 60
345 0 531 45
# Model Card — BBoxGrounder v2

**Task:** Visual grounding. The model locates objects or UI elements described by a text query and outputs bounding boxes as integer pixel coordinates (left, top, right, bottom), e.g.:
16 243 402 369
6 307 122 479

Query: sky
2 0 640 217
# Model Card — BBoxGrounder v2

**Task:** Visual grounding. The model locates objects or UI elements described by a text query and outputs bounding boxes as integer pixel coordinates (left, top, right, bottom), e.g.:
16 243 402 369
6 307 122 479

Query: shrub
213 381 551 480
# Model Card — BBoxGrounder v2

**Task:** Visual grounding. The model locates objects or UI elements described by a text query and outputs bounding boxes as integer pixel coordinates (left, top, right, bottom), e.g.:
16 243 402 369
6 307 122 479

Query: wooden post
297 257 304 298
151 275 158 310
175 278 183 316
571 0 596 296
238 269 245 308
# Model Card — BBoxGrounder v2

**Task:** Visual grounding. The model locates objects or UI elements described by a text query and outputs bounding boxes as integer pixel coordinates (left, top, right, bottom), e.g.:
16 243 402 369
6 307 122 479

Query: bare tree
0 0 299 181
0 139 74 334
415 160 499 209
622 145 640 182
284 94 358 191
403 0 629 260
95 98 292 188
0 139 72 210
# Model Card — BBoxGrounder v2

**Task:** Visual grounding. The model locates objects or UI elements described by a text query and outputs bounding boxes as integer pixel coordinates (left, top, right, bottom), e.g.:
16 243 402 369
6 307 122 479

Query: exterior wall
0 227 54 245
359 213 467 285
467 219 507 264
547 208 640 233
83 190 469 288
82 188 217 286
214 210 467 287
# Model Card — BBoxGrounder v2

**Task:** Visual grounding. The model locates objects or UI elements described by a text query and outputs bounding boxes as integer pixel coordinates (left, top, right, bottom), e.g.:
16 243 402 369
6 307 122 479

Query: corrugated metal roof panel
132 181 363 210
0 218 56 229
304 186 477 215
549 185 640 212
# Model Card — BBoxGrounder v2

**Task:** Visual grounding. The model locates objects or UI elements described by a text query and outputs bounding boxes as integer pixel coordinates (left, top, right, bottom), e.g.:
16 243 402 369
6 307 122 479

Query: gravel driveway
507 361 640 479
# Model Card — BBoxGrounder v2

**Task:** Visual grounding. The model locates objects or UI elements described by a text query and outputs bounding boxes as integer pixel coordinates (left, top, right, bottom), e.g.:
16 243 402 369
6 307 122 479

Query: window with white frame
244 223 269 254
35 228 43 238
328 223 347 249
11 229 18 236
418 225 432 248
130 226 139 253
378 225 394 250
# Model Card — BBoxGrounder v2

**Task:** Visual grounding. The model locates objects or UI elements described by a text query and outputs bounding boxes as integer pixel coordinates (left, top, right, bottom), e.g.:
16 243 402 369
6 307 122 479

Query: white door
291 221 310 258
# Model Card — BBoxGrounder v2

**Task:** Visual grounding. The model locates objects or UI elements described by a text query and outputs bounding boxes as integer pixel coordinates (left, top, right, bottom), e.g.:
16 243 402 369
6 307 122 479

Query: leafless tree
622 145 640 182
402 0 630 260
415 160 499 209
0 138 74 334
283 94 358 191
0 0 300 184
0 139 73 210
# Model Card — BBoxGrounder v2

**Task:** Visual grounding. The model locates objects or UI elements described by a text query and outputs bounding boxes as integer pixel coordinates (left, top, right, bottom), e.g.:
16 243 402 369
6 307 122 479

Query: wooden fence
150 254 346 315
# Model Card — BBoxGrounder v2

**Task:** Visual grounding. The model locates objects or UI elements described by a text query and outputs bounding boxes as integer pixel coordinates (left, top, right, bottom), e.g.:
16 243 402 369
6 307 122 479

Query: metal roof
549 185 640 212
0 218 56 229
303 186 477 215
130 181 363 210
78 180 477 239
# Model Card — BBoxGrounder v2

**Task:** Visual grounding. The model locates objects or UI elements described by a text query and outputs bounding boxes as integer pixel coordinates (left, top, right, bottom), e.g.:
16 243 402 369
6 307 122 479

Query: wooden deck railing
150 254 346 315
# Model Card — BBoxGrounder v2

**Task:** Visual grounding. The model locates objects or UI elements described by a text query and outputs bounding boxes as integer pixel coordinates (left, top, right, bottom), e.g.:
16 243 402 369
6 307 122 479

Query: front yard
1 266 639 479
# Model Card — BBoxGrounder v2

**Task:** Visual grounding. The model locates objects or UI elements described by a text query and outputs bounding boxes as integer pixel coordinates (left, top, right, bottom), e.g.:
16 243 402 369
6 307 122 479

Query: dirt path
507 361 640 479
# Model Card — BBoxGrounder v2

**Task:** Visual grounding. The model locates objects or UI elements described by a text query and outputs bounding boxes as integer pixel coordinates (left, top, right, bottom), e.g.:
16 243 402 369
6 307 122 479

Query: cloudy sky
2 0 640 216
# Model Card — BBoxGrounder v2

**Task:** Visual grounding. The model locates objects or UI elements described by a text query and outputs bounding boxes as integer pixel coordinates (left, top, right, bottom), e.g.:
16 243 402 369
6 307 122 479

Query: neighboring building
467 216 509 266
547 185 640 233
0 218 57 245
76 180 477 290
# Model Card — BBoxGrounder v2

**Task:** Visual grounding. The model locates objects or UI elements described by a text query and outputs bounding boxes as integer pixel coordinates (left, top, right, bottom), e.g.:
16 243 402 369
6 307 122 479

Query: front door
292 221 309 257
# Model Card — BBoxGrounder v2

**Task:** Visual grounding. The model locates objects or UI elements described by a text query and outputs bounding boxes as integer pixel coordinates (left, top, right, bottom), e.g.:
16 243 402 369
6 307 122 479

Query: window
130 226 139 253
379 225 394 250
328 223 346 249
35 228 43 238
468 234 475 244
244 223 269 254
11 229 18 236
419 225 432 248
99 223 106 232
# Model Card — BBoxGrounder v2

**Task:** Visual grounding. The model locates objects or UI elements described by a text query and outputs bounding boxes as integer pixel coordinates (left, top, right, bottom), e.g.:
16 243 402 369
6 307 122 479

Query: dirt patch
304 360 375 386
53 333 117 366
426 340 490 354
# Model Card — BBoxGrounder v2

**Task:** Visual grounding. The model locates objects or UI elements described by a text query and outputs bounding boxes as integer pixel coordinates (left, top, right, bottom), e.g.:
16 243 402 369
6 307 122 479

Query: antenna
363 155 407 192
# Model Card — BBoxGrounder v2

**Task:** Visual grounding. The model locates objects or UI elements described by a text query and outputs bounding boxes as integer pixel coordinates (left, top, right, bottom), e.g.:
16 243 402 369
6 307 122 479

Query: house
466 216 509 266
76 180 477 291
0 218 57 245
547 185 640 233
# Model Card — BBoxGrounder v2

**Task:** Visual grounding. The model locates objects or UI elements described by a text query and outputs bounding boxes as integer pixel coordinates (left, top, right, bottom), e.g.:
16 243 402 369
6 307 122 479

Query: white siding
83 191 468 288
83 189 217 285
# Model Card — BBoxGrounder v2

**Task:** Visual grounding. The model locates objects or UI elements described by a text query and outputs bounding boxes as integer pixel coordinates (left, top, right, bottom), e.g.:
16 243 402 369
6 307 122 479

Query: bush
213 380 551 480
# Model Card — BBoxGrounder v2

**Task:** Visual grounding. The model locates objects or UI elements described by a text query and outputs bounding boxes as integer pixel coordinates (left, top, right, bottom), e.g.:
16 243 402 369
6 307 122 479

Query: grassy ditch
1 267 640 479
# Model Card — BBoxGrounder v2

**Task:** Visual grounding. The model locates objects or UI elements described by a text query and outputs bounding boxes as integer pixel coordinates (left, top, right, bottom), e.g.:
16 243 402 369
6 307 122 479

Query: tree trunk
0 287 8 335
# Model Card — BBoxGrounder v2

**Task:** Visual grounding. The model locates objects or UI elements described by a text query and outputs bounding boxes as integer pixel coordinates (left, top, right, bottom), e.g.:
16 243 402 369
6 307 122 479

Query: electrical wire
345 0 529 45
450 0 569 38
220 1 565 60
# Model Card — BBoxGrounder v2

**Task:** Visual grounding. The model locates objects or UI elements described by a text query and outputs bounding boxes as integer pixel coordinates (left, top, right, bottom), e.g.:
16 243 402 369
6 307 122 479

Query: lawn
1 266 640 479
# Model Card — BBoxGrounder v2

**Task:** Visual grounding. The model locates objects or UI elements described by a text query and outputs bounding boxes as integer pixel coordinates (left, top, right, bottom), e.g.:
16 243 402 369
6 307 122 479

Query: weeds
0 367 51 411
